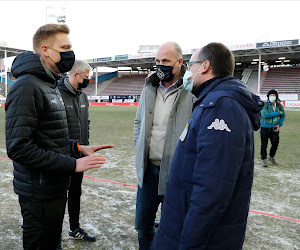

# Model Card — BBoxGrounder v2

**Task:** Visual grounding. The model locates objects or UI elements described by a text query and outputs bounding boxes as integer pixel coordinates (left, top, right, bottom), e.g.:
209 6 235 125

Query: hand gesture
79 144 114 156
75 155 107 172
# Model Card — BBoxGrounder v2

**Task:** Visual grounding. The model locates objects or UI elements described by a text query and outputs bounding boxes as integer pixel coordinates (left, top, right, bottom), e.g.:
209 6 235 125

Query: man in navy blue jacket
151 42 263 249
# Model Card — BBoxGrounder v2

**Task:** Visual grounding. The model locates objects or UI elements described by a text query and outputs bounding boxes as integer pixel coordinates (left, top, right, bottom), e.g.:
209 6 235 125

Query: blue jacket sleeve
278 104 285 127
179 98 249 248
264 111 281 119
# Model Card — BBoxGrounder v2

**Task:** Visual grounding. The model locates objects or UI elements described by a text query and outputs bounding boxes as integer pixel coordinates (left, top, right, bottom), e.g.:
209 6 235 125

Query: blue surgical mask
183 71 193 91
269 96 276 103
183 62 205 91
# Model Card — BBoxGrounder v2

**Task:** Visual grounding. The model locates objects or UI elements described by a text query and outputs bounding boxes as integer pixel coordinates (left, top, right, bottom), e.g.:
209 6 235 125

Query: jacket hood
194 76 263 131
11 51 61 84
146 64 187 87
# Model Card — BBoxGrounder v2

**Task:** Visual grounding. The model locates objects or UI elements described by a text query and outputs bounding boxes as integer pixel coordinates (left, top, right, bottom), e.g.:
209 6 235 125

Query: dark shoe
69 228 96 242
262 159 268 167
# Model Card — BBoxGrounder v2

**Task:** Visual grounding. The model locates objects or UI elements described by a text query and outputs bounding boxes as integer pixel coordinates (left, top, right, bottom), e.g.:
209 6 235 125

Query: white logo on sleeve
207 118 231 132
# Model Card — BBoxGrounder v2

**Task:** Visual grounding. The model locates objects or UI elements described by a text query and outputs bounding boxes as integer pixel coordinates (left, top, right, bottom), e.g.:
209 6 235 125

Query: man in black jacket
58 60 113 242
5 24 107 250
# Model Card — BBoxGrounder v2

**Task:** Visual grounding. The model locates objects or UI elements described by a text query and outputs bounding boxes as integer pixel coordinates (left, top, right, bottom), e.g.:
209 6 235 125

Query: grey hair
69 60 92 75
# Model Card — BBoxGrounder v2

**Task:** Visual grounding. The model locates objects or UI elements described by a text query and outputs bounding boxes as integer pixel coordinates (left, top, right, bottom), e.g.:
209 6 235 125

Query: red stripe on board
0 156 298 224
0 156 12 161
83 175 138 189
83 175 300 224
249 209 300 223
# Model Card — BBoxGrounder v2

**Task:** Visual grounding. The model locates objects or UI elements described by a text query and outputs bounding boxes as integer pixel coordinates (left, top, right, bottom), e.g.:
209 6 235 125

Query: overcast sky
1 0 300 63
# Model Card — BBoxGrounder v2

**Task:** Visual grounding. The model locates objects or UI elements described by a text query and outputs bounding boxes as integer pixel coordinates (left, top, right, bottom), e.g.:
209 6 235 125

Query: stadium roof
0 46 28 59
88 39 300 71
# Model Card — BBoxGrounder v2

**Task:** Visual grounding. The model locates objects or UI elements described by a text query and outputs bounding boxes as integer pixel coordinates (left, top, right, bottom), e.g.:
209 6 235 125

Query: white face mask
183 63 205 91
269 96 276 103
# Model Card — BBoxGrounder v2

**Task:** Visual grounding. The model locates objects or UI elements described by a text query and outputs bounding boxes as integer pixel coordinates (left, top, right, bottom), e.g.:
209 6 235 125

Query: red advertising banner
89 102 138 107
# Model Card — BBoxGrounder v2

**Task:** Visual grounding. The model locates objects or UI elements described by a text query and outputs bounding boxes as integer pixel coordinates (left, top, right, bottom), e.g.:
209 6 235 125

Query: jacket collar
64 78 80 96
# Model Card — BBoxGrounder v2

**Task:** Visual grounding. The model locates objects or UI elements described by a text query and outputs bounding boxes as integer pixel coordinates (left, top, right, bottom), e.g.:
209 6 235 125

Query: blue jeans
135 162 163 250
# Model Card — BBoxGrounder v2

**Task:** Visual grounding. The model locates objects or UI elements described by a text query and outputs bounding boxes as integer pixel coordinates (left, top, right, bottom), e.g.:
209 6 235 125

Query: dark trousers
260 127 280 160
19 195 67 250
135 162 164 250
68 172 83 231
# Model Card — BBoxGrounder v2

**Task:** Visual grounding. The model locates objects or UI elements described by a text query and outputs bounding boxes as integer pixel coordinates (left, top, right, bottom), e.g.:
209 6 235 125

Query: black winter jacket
5 51 77 200
58 78 90 151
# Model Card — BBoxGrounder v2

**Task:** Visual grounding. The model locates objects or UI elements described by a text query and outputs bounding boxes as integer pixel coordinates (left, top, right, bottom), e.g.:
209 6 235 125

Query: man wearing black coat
5 24 107 250
58 60 113 242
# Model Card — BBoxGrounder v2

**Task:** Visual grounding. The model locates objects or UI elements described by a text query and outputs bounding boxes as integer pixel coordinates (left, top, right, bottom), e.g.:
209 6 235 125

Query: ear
202 60 211 73
40 45 49 57
178 57 183 65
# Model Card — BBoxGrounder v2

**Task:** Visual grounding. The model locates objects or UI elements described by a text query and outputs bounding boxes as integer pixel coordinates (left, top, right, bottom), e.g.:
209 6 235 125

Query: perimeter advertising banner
256 39 299 48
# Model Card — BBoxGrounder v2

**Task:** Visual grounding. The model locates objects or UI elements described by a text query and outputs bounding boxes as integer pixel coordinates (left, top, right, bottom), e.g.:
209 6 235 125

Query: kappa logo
156 68 165 80
207 118 231 132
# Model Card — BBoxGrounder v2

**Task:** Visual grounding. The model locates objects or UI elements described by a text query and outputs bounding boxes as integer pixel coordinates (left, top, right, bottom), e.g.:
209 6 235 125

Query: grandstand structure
86 39 300 102
2 39 300 103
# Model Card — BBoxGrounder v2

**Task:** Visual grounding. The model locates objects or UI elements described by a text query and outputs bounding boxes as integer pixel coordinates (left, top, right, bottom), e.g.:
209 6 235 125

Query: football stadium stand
2 39 300 101
98 75 145 96
260 67 300 94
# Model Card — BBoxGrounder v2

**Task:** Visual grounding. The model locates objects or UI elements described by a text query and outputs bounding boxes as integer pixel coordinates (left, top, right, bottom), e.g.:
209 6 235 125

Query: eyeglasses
186 60 205 71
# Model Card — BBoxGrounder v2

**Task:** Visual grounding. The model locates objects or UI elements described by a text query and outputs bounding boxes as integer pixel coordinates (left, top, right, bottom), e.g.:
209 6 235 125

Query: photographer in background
260 89 285 167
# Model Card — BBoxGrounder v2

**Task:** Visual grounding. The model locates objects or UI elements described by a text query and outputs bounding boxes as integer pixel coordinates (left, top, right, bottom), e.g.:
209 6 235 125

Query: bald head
158 42 182 59
155 41 183 86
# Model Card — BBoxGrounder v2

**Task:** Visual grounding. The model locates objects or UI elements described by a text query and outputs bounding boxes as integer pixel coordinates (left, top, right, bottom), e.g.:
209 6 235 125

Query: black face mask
78 78 90 90
55 50 75 73
156 64 175 82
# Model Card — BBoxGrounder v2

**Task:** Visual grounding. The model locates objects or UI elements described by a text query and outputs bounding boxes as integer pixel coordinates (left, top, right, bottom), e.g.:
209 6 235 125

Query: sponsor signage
285 101 300 107
139 45 159 53
227 43 256 51
142 53 156 58
114 54 129 60
88 96 109 100
256 39 299 48
129 54 144 59
93 57 112 62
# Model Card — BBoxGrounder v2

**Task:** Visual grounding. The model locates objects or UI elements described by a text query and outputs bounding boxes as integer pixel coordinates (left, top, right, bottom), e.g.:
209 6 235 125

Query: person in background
58 60 113 242
134 42 194 249
5 24 107 250
151 42 263 249
260 89 285 167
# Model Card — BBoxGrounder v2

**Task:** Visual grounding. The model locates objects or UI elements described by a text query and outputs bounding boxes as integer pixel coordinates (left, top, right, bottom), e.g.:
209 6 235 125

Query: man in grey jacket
134 42 194 249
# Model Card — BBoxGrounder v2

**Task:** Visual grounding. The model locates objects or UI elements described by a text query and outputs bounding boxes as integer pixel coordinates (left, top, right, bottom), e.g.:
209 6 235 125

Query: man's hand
79 144 114 156
274 125 280 132
75 155 107 172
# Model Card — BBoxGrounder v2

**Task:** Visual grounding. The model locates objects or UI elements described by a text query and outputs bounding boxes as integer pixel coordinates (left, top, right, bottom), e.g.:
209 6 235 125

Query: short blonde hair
33 24 70 55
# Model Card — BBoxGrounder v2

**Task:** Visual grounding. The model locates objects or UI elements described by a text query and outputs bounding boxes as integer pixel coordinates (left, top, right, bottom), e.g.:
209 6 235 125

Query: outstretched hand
79 144 114 156
75 155 107 172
